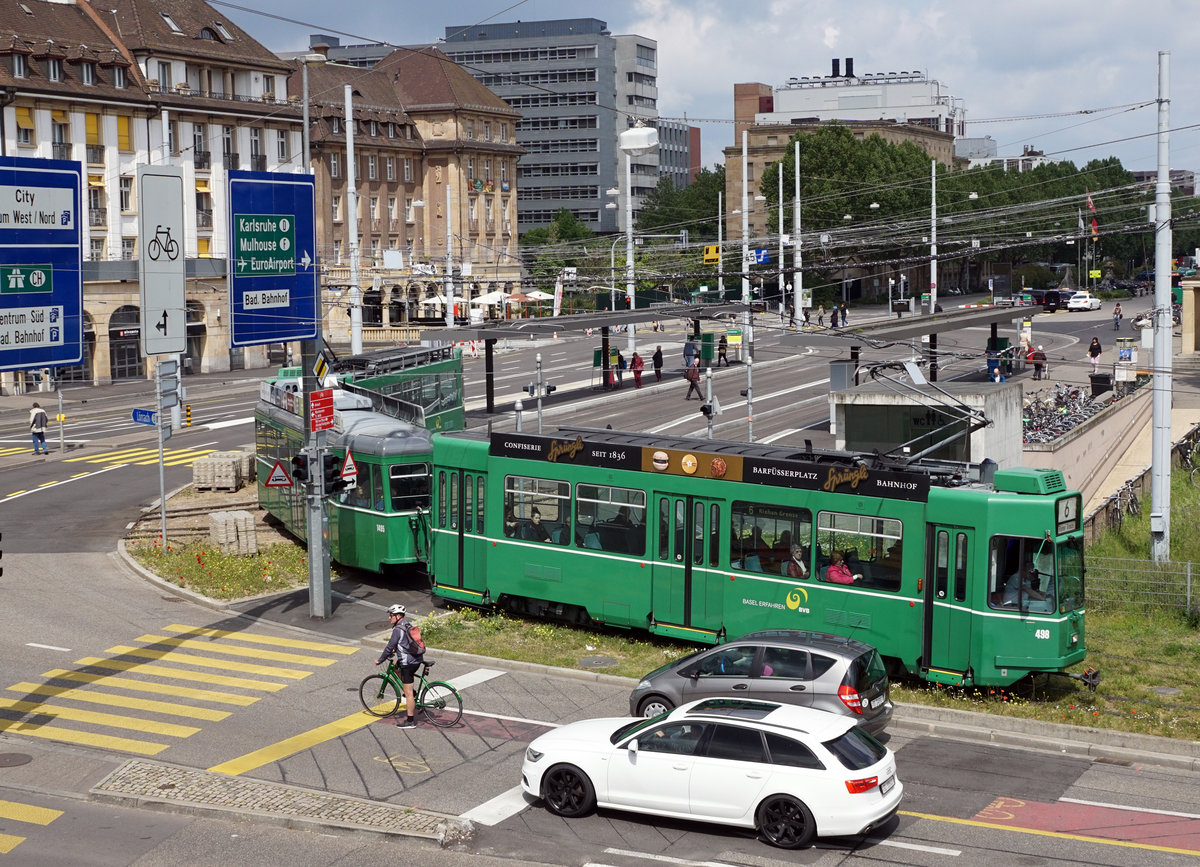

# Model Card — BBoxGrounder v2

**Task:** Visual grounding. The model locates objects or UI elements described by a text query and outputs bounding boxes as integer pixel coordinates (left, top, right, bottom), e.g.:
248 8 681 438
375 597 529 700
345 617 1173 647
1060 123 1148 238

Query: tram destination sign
491 431 930 502
0 156 82 372
227 171 317 347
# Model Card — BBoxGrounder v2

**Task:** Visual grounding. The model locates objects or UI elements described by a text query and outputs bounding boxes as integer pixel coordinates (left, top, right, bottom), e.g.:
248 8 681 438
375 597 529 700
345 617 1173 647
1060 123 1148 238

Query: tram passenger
771 530 792 571
786 544 809 578
503 507 519 538
825 550 862 584
528 507 552 542
613 506 635 527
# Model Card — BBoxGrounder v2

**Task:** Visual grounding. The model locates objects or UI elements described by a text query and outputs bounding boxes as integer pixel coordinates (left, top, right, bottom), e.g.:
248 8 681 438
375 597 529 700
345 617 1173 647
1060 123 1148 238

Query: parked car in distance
1067 291 1103 311
521 697 903 849
629 629 892 734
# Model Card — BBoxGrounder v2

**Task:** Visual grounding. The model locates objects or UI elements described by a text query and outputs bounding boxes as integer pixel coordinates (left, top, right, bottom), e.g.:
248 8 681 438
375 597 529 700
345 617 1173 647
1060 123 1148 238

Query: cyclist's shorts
397 663 420 684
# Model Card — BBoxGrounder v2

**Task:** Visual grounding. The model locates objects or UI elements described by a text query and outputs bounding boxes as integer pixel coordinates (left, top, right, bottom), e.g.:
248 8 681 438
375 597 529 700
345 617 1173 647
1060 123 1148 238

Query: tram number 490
1034 629 1051 640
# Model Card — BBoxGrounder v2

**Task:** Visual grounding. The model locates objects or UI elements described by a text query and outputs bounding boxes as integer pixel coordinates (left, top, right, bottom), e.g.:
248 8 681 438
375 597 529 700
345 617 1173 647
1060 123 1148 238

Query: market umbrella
505 293 530 304
471 290 510 305
525 290 555 300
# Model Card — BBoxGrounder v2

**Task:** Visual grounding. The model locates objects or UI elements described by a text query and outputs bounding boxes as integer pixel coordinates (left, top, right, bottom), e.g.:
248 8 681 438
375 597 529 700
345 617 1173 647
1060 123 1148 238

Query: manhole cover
578 656 618 669
0 753 33 768
1151 685 1182 696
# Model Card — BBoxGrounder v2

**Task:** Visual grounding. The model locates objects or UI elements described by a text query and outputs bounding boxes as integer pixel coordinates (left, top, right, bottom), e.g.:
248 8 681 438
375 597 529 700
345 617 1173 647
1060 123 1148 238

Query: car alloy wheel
637 696 674 717
756 794 817 849
542 764 596 818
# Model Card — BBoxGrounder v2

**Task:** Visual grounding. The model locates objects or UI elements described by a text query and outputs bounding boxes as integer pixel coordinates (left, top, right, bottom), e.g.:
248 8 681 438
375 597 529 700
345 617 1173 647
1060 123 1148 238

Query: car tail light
838 684 863 714
845 776 879 794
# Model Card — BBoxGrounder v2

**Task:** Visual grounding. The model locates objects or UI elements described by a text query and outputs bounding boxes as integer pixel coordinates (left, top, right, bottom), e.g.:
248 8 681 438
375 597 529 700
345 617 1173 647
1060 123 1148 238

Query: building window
81 62 95 85
249 127 261 156
331 194 341 221
484 159 492 181
467 157 474 178
385 156 394 181
404 124 412 140
330 153 340 178
331 117 342 134
368 155 377 180
500 160 508 182
222 126 234 156
485 196 493 225
387 196 396 223
370 239 379 263
405 197 414 222
464 120 474 140
156 61 171 91
388 123 396 138
47 58 63 82
160 12 183 33
277 129 288 161
484 121 491 141
369 195 379 222
369 120 378 136
403 157 412 182
12 54 27 79
121 237 136 260
167 120 178 154
89 238 105 261
119 176 133 212
263 74 275 100
117 115 132 152
500 123 508 142
113 66 126 88
15 107 34 146
332 239 342 264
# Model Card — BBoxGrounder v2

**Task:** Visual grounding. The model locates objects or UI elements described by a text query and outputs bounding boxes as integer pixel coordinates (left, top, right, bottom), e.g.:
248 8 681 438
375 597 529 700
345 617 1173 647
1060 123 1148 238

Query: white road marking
602 849 734 866
204 418 252 430
877 839 961 856
1 463 127 503
460 785 530 826
1060 797 1200 819
446 668 506 690
26 643 71 652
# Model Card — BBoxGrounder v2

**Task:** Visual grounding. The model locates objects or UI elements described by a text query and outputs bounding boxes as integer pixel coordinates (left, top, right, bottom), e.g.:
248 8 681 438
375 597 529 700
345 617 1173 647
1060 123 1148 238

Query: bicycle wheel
359 673 403 717
1128 494 1141 517
418 681 463 727
1192 466 1200 488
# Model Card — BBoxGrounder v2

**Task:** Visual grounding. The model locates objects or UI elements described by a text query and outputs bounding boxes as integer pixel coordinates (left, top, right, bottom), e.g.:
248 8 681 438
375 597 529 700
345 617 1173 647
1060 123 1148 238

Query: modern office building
316 18 685 234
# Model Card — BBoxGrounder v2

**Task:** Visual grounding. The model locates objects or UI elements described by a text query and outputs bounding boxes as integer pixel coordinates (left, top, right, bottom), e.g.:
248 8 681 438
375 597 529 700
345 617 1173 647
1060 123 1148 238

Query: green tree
519 209 595 284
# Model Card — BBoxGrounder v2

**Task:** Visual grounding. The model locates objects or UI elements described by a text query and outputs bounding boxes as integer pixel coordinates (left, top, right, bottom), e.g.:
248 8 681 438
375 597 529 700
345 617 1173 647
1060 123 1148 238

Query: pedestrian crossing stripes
0 799 63 855
0 624 358 757
61 446 217 467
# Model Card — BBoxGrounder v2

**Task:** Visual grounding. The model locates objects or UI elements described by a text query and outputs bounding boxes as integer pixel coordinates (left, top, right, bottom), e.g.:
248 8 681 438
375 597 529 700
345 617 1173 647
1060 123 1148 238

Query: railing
1086 557 1196 615
195 150 211 170
250 154 267 171
86 145 104 164
88 208 106 227
196 209 213 229
52 143 72 160
223 152 239 170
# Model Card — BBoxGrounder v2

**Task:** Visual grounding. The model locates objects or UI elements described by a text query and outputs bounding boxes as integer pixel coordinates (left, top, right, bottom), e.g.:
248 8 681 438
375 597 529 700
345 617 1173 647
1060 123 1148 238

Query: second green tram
428 426 1089 688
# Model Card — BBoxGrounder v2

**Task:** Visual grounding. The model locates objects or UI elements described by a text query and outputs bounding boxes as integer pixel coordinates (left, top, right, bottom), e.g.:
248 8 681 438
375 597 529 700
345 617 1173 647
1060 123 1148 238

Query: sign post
0 156 83 376
137 165 186 357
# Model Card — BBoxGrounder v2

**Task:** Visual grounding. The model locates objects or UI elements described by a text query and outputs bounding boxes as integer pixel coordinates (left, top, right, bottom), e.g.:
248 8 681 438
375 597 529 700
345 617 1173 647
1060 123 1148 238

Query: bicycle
359 658 462 727
1177 436 1200 488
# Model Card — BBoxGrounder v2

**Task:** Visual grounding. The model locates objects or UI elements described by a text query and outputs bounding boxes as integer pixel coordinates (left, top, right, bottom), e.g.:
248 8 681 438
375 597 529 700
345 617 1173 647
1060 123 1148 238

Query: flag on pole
1078 208 1084 233
1086 189 1098 239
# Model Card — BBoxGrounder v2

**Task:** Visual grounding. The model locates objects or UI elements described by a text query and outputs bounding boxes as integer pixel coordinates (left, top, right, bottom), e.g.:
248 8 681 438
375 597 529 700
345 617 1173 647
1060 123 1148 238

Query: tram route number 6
1034 629 1051 640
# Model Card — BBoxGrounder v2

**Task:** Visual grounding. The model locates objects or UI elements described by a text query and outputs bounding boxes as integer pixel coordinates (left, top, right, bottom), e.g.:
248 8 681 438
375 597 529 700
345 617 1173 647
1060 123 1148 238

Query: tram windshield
988 535 1060 613
1055 536 1084 611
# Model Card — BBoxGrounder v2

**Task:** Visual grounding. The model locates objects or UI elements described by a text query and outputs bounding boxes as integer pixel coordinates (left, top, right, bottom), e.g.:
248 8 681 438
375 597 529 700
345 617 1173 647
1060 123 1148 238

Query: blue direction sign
227 171 317 347
753 248 771 264
0 155 83 371
132 408 158 425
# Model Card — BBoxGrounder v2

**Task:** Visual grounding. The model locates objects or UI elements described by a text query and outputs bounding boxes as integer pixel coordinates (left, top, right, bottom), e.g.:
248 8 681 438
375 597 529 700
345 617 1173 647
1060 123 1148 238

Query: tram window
731 502 812 576
674 499 686 562
1056 537 1083 611
954 533 968 602
692 501 705 565
504 475 569 545
815 512 902 591
464 474 473 532
448 473 459 530
934 531 949 599
437 472 446 528
575 484 645 555
390 463 431 511
709 504 720 568
657 498 670 561
476 476 485 535
343 464 375 510
988 536 1058 613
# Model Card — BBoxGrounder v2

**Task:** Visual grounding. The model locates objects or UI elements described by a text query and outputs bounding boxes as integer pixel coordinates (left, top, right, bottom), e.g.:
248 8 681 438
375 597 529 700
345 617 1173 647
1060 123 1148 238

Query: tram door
650 493 724 640
434 468 487 595
922 525 974 678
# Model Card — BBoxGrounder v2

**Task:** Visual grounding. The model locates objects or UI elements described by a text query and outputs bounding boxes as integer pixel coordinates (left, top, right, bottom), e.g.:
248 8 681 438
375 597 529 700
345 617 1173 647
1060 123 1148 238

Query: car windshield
610 714 666 745
824 726 887 770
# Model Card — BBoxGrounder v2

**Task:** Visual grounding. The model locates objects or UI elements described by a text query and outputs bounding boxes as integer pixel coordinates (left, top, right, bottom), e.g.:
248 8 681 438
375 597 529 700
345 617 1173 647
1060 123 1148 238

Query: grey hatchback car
629 629 892 734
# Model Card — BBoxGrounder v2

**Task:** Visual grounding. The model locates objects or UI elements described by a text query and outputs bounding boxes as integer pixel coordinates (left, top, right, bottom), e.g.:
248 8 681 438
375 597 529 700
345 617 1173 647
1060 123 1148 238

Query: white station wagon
521 697 903 849
1067 290 1102 311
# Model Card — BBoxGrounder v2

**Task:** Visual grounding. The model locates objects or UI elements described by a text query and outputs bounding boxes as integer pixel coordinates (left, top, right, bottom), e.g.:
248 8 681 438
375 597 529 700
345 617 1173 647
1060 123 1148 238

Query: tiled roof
375 46 518 116
108 0 291 71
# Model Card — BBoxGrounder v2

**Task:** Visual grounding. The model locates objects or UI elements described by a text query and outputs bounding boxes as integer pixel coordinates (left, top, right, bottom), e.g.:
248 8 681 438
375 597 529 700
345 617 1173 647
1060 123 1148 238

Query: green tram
330 345 465 433
254 383 434 573
428 426 1089 688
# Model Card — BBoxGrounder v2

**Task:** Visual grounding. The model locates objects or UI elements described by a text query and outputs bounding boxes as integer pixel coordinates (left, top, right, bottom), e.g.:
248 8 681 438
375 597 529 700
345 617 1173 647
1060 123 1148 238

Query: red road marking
976 797 1200 851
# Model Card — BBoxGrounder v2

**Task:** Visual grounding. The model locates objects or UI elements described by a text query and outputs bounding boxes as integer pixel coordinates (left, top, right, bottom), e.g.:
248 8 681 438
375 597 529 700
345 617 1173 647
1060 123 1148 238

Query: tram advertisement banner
491 432 930 502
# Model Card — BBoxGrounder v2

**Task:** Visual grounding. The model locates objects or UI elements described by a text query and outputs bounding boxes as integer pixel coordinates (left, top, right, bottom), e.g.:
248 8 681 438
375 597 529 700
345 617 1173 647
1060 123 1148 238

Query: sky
221 0 1196 178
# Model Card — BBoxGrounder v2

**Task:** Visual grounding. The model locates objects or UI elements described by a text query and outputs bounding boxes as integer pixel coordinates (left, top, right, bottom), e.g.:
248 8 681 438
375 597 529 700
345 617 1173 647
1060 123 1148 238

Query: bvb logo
785 587 809 610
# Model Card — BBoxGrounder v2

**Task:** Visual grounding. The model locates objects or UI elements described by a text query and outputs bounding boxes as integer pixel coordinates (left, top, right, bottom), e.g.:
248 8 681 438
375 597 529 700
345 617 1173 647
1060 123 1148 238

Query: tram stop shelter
778 305 1035 385
419 303 751 413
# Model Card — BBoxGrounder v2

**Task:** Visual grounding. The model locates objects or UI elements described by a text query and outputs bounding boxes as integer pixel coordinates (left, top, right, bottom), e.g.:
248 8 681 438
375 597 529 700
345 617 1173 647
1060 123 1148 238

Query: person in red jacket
631 351 644 388
825 550 861 584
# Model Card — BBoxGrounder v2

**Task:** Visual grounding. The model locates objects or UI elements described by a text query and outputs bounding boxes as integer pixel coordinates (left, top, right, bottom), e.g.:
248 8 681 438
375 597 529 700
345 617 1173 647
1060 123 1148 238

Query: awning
15 107 33 130
195 179 210 193
88 175 104 187
51 109 68 124
85 112 100 145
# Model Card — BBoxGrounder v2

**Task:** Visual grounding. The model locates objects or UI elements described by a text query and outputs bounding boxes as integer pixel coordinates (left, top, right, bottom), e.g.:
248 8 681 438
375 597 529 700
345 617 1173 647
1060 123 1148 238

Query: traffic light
290 453 309 484
739 389 749 398
545 383 556 395
322 453 353 493
699 403 713 418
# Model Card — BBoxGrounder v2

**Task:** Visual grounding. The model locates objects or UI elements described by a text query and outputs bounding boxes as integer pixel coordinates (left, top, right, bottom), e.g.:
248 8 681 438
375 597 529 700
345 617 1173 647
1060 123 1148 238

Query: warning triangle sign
341 450 358 479
265 460 293 487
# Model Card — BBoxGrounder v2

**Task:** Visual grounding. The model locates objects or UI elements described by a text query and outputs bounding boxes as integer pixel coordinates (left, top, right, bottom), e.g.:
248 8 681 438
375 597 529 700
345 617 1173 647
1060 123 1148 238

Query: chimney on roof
311 42 330 59
831 58 840 78
845 57 854 77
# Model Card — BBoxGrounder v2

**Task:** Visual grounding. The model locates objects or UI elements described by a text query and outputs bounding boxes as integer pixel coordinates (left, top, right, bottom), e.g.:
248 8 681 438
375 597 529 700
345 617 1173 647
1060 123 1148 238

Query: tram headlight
1070 632 1079 645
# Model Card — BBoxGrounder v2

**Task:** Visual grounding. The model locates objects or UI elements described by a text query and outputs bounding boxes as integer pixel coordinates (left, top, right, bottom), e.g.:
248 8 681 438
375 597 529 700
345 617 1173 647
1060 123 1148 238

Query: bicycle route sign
228 171 317 347
0 155 82 372
138 164 186 357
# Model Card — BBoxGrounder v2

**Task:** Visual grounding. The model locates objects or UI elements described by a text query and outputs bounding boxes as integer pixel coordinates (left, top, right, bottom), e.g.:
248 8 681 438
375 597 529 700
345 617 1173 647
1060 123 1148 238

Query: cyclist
375 604 424 728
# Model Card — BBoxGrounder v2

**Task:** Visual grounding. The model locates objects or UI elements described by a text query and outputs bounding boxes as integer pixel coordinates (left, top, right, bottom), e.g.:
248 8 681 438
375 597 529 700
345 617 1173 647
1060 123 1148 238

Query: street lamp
606 186 620 312
618 123 658 354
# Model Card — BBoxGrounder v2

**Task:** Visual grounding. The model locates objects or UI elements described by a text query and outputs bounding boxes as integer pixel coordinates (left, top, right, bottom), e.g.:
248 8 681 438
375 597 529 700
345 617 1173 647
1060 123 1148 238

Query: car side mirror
627 738 639 754
679 666 699 679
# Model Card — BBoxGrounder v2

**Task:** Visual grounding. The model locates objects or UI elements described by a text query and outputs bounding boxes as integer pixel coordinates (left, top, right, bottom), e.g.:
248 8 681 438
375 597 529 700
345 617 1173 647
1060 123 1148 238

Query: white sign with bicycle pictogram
137 164 186 356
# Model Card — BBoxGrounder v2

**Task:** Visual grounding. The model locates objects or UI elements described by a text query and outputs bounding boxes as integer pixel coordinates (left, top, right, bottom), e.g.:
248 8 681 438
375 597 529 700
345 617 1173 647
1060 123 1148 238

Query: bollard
185 404 192 426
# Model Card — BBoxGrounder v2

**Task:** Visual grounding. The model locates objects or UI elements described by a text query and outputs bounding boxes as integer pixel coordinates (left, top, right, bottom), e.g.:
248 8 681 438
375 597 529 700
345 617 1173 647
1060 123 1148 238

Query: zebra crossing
61 446 217 467
0 798 62 856
0 624 358 757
